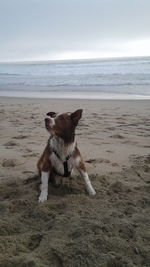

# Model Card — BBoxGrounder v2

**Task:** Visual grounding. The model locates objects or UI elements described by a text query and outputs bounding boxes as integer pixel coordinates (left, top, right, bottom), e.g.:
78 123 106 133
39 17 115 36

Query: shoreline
1 95 150 101
0 84 150 100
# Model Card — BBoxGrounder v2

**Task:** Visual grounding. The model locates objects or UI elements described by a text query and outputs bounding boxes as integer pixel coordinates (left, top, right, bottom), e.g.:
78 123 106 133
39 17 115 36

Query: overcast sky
0 0 150 62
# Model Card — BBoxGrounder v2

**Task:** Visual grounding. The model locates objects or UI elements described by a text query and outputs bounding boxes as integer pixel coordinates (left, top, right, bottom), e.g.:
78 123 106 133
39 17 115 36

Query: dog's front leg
39 171 49 203
77 160 96 196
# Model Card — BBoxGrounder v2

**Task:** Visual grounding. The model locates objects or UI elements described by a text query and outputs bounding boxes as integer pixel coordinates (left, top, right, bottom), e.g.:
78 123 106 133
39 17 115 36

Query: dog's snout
45 117 55 131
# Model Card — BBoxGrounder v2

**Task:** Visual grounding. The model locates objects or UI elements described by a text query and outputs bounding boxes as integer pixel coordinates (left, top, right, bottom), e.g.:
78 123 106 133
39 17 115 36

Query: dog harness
52 148 72 177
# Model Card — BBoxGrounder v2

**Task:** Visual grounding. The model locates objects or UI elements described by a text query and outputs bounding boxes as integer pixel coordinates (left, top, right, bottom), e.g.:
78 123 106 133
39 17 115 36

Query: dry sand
0 97 150 267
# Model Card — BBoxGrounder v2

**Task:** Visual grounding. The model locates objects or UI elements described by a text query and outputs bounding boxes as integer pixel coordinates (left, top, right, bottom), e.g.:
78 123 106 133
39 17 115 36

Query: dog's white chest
49 137 76 176
50 153 74 176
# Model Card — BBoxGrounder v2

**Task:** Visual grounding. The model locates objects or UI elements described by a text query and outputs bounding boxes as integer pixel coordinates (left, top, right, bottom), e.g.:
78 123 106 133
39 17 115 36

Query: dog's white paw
39 192 47 203
86 185 96 196
85 181 96 196
89 188 96 196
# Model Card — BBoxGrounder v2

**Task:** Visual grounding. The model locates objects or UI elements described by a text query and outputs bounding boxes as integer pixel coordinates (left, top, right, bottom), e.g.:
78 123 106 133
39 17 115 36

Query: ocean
0 57 150 99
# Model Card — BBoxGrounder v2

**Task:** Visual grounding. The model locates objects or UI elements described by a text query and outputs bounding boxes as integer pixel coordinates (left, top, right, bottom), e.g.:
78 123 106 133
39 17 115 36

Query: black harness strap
63 161 71 177
52 148 72 177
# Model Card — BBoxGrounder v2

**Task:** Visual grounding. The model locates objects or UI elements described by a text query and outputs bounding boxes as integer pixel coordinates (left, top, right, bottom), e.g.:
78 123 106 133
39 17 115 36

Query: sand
0 97 150 267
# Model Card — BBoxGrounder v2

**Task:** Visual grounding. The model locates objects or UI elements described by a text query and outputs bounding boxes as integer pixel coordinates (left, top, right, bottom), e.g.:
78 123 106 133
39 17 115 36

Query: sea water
0 57 150 99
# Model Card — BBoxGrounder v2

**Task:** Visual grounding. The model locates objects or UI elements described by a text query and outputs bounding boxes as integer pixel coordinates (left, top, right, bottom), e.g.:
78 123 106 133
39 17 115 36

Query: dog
38 109 96 203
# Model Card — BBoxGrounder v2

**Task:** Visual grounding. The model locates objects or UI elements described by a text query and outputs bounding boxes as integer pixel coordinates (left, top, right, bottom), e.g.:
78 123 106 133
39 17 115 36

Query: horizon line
0 55 150 64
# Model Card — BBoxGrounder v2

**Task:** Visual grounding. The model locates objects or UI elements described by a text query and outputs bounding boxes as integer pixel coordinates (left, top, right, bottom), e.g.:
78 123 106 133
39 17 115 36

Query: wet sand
0 97 150 266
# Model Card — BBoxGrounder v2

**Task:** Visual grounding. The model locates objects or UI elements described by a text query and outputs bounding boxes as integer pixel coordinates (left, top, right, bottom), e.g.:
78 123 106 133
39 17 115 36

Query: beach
0 97 150 266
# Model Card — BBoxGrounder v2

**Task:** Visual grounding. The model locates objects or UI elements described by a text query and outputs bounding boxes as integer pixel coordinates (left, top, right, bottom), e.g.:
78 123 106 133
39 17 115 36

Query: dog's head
45 109 83 143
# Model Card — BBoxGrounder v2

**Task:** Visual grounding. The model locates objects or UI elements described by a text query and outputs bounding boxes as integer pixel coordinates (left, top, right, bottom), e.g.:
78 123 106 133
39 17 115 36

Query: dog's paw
39 192 48 203
85 182 96 196
89 188 96 196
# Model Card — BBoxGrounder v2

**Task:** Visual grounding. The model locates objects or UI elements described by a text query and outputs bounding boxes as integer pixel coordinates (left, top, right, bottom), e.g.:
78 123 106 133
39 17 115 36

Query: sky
0 0 150 62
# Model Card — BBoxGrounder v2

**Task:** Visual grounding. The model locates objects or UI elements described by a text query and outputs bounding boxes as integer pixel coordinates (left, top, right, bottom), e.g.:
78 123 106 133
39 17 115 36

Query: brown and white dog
37 109 96 203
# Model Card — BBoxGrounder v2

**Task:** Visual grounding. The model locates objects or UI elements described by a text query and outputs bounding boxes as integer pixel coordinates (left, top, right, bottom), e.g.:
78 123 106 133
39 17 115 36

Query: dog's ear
46 112 56 117
71 109 83 126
